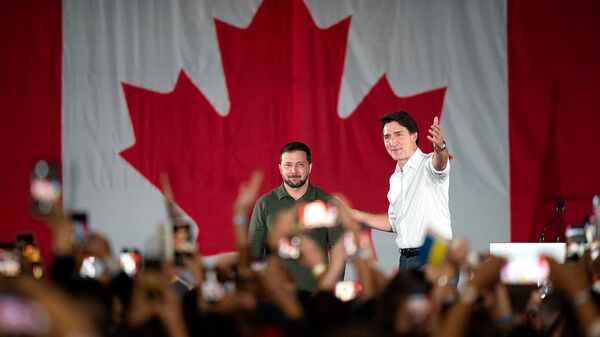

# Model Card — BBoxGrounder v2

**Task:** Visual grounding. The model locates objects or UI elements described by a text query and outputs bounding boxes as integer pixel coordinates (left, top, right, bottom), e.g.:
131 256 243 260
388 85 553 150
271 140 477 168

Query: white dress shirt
387 148 452 248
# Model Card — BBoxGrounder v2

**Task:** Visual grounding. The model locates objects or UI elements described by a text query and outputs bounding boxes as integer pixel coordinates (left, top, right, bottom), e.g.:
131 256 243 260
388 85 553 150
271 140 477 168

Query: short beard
283 176 308 188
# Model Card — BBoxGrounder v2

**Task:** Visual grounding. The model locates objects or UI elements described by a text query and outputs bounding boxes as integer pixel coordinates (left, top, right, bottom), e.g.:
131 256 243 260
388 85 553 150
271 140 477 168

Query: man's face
383 121 418 162
279 150 312 188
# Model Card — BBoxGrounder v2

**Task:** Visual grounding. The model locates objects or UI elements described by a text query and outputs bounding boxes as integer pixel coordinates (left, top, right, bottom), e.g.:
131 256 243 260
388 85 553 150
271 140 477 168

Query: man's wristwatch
434 141 447 152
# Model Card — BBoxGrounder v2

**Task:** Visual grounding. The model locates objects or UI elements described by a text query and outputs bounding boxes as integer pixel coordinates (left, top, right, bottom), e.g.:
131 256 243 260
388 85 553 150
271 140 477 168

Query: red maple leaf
119 0 446 255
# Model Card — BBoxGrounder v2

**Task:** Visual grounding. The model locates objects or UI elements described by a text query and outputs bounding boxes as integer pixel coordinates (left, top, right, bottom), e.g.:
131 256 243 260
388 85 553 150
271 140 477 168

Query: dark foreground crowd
2 171 600 337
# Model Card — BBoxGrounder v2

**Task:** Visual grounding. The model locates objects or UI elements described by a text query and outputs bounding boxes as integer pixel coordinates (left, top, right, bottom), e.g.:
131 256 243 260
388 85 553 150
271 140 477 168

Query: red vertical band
509 0 600 242
0 0 62 263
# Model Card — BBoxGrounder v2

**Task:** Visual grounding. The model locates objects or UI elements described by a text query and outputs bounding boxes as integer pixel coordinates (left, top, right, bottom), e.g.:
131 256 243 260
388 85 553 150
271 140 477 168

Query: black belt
400 248 420 257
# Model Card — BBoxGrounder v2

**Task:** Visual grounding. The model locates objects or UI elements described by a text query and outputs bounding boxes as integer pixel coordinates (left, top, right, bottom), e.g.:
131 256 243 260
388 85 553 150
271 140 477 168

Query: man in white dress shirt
353 111 452 269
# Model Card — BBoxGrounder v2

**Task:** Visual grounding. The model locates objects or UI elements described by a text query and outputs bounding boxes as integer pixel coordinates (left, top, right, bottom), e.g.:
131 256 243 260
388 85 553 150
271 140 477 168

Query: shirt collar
395 148 423 173
275 182 316 201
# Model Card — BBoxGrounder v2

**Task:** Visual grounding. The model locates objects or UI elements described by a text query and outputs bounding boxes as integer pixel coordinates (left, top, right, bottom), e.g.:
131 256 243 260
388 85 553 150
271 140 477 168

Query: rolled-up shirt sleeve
388 203 397 233
427 156 450 182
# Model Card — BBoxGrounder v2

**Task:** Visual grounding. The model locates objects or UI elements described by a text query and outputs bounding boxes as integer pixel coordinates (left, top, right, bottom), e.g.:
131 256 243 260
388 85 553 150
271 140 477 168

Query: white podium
489 242 566 284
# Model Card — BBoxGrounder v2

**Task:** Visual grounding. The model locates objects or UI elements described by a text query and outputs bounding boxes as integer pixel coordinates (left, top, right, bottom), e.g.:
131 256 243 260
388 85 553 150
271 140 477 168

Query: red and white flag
1 0 599 272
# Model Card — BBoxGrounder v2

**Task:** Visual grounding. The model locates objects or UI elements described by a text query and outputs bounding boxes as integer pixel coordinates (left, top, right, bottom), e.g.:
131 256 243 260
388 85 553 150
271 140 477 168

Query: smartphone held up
500 255 550 285
277 236 301 260
15 233 43 279
0 244 21 278
70 213 89 246
173 223 195 266
334 281 362 302
29 160 61 216
297 200 338 229
490 242 565 286
142 258 164 300
119 248 141 277
79 256 105 279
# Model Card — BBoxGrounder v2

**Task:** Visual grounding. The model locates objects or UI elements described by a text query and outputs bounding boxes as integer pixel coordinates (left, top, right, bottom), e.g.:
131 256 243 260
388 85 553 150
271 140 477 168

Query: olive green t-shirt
248 183 343 292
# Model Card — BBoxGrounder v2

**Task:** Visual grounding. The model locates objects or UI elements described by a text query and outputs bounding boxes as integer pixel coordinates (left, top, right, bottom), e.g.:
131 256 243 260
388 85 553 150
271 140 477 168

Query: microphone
539 199 564 243
553 199 565 242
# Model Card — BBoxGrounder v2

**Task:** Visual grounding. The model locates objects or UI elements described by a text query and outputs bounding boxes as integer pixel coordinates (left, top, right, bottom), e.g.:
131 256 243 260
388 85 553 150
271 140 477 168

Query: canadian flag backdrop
1 0 599 273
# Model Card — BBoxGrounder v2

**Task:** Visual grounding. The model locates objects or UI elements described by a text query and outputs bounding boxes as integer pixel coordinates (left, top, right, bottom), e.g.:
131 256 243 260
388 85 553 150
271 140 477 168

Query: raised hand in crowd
232 170 264 276
160 173 187 227
128 261 189 337
548 254 600 337
435 255 506 337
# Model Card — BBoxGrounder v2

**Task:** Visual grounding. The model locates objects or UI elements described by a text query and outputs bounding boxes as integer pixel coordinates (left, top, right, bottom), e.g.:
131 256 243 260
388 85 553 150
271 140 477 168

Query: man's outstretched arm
352 210 393 232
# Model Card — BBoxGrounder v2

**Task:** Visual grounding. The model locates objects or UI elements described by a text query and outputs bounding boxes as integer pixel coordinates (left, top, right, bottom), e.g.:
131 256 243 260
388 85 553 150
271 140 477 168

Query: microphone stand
554 200 565 242
540 216 557 243
539 200 564 243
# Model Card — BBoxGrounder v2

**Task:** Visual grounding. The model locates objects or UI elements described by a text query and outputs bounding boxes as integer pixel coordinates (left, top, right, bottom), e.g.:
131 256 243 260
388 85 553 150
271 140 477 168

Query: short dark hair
280 142 311 163
380 111 419 146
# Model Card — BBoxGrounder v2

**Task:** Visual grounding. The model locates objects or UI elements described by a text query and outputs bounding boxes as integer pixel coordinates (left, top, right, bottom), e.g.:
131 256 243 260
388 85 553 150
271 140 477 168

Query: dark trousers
399 254 425 270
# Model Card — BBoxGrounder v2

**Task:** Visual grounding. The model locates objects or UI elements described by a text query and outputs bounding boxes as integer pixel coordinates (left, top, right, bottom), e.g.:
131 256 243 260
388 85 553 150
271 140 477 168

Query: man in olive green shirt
248 142 343 292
